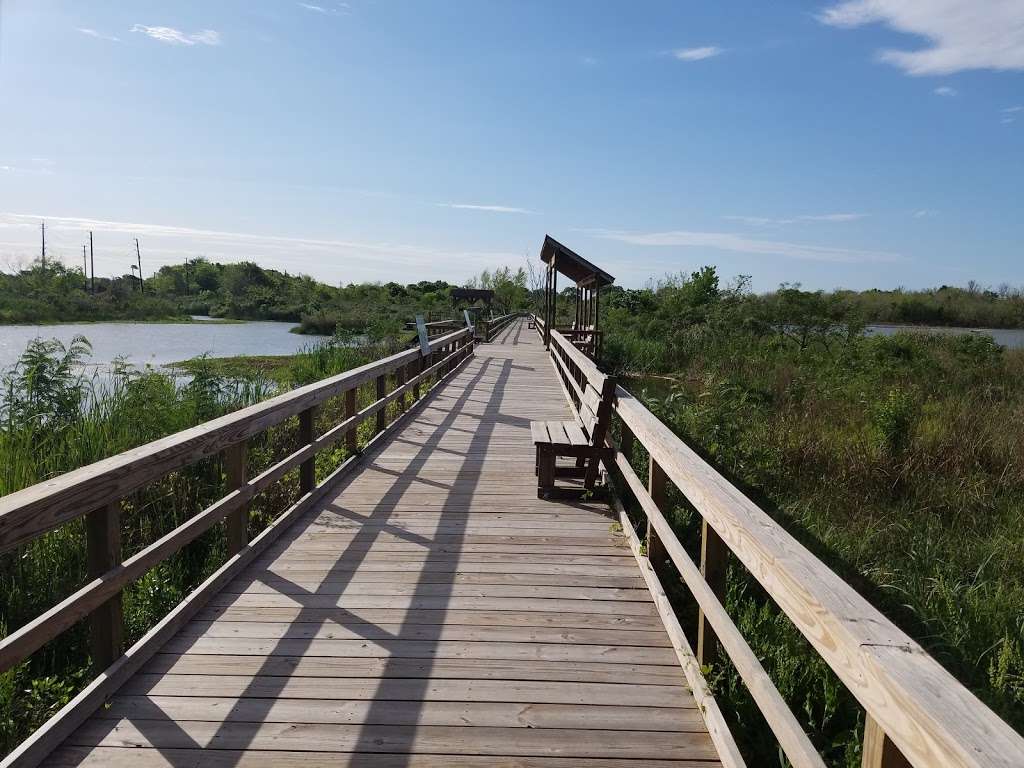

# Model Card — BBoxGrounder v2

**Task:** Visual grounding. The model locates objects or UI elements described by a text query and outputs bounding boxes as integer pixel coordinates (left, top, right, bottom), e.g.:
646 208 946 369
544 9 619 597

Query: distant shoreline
0 316 248 327
866 322 1021 333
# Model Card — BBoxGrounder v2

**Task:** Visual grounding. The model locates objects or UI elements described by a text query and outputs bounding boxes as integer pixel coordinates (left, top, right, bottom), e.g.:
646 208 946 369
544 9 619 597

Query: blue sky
0 1 1021 290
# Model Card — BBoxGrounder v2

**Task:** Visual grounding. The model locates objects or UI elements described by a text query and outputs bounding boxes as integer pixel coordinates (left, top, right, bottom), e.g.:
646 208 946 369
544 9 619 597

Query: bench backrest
575 376 616 450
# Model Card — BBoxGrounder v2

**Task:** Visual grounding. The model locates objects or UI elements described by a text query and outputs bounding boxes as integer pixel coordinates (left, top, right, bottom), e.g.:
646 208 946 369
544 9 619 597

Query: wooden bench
531 375 616 499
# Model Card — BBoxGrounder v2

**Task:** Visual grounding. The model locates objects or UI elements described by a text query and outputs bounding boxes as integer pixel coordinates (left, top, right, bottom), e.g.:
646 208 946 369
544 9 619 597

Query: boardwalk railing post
345 387 357 453
398 362 408 413
224 440 248 554
619 420 635 464
299 407 316 494
697 519 727 668
86 501 122 673
646 457 667 570
375 374 387 434
862 715 912 768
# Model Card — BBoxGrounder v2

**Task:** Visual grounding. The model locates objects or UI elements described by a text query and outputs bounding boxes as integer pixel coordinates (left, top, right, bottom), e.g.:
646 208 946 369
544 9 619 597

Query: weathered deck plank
45 318 720 767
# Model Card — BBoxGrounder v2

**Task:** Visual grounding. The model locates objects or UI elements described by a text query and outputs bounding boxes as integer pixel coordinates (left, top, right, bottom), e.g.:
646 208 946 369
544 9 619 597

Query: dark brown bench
531 376 616 500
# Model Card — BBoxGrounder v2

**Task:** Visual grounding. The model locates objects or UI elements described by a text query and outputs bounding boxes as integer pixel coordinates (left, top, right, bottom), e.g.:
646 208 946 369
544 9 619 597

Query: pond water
3 319 1022 376
865 324 1024 349
0 320 326 372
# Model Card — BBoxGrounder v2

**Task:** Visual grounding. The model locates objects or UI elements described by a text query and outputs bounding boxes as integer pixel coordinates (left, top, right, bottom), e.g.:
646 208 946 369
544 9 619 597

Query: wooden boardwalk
45 318 719 767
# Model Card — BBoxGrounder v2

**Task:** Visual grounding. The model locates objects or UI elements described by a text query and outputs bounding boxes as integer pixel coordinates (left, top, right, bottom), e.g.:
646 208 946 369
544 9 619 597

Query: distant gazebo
539 235 615 360
450 288 494 310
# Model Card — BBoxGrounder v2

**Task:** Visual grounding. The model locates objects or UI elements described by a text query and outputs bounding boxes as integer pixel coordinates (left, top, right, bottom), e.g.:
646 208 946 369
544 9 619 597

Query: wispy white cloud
1001 117 1016 125
582 228 900 263
913 209 937 218
131 25 221 46
78 27 120 42
0 212 519 283
724 212 867 226
933 85 957 96
581 56 598 66
437 203 536 214
298 2 350 15
817 0 1024 75
672 46 724 61
1004 105 1024 113
0 158 56 176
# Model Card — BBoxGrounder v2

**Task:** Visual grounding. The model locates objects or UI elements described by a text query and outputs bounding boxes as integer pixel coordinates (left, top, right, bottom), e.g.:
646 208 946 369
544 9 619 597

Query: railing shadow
83 339 516 765
348 355 513 765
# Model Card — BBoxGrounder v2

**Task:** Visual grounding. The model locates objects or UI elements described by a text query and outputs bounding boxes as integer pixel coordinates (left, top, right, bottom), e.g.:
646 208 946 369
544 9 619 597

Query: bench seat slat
563 422 589 446
530 421 551 445
545 421 570 445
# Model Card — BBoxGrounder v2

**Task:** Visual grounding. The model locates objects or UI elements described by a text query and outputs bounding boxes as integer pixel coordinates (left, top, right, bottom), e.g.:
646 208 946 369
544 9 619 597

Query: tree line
0 259 532 333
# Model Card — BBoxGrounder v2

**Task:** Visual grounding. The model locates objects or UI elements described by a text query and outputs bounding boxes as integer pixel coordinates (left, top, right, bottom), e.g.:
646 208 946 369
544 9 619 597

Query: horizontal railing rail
532 312 600 359
0 328 472 555
481 312 521 342
542 326 1024 768
404 318 463 332
0 327 475 767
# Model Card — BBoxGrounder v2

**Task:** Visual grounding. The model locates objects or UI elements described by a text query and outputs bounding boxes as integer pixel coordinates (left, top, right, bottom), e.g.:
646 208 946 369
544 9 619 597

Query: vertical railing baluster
646 459 667 570
375 373 387 434
299 408 315 494
224 440 248 554
697 519 727 668
397 361 408 413
862 714 912 768
345 387 357 453
86 501 123 673
619 420 635 465
406 360 417 402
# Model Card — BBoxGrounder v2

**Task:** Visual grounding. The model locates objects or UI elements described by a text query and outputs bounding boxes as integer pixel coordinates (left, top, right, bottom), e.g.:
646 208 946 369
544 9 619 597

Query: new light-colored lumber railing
0 327 474 768
539 322 1024 768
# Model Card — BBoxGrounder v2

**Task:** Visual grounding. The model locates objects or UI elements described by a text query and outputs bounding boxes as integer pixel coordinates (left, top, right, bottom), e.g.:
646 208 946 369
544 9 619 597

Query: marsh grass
604 272 1024 765
0 332 435 755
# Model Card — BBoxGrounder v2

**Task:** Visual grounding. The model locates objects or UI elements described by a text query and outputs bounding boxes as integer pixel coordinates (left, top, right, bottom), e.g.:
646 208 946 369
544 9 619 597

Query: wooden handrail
543 329 1024 768
0 329 474 681
483 312 520 342
0 327 470 554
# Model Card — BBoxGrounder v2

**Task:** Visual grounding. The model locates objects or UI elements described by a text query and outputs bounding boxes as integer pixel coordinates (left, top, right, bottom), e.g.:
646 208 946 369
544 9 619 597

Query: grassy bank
599 271 1024 765
0 332 419 755
168 353 314 386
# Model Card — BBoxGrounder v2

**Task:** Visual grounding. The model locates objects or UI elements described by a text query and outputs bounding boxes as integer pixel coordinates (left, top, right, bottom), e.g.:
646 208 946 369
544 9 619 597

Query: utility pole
135 238 144 293
89 231 95 294
40 221 46 270
82 245 88 291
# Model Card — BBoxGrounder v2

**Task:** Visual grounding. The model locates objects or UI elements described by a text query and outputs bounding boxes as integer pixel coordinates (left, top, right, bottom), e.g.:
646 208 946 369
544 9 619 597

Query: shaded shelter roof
451 288 494 303
540 235 615 288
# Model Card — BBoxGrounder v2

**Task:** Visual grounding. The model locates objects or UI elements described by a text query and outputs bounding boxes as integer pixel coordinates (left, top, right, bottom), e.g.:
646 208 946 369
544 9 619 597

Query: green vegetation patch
600 269 1024 765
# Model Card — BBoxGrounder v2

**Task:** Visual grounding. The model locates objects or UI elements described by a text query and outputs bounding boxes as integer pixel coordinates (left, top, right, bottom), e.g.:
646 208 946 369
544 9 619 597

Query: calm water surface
0 320 325 371
3 320 1022 374
865 324 1024 349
